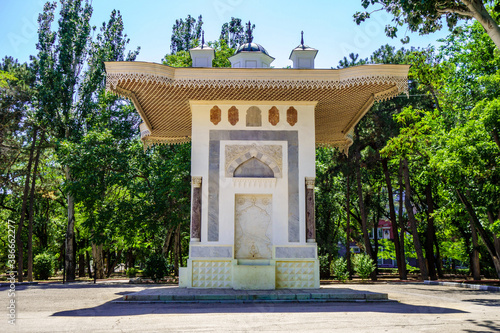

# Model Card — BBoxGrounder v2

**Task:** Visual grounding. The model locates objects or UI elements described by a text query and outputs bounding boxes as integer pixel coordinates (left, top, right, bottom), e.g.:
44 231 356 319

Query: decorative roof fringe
106 72 408 96
316 129 353 156
105 68 408 149
143 136 191 150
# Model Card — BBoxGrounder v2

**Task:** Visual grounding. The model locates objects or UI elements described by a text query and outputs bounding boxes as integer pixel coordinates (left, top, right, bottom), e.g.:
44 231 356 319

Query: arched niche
233 158 274 178
225 145 282 178
246 106 262 127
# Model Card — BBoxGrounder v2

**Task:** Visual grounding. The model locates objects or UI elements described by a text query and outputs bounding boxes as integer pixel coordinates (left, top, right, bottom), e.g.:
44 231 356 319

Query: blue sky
0 0 450 68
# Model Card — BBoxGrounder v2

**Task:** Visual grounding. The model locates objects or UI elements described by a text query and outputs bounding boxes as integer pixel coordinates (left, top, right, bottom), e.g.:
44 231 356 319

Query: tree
354 1 500 50
220 17 254 48
164 33 237 69
35 1 138 281
170 15 203 53
0 57 40 282
0 70 17 88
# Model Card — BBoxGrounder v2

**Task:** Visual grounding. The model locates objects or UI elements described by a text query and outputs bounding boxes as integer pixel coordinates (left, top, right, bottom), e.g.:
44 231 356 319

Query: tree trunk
433 235 444 279
106 250 122 278
92 243 104 279
104 250 110 276
355 154 378 281
487 210 500 278
402 159 429 280
16 128 38 282
457 190 500 279
78 253 85 278
173 225 181 276
127 248 135 269
470 221 481 281
86 250 92 279
27 132 43 282
382 158 404 279
162 228 175 256
65 166 76 281
346 174 352 279
177 224 182 268
355 158 376 281
463 0 500 50
425 183 438 280
491 131 500 151
373 213 379 275
355 157 372 257
398 160 407 279
40 197 50 249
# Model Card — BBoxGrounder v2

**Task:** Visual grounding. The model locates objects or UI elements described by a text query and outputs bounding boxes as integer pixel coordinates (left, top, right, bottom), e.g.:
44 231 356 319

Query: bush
126 267 138 278
352 253 375 280
34 252 55 280
406 264 419 274
318 255 331 278
330 257 349 282
143 253 169 282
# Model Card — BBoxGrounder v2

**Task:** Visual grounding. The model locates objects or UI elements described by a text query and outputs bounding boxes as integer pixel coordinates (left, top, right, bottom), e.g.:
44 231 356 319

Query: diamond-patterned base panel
192 261 232 288
276 261 315 289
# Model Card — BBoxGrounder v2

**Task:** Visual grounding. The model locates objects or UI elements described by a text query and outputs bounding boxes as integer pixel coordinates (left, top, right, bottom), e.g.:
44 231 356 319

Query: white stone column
305 177 316 243
191 176 202 242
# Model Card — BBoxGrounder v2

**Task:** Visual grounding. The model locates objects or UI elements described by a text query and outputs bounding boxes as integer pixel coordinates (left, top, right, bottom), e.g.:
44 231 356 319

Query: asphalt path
1 282 499 332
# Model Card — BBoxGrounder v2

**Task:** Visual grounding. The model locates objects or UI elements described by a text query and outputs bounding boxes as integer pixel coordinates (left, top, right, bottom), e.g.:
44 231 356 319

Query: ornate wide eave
104 61 409 151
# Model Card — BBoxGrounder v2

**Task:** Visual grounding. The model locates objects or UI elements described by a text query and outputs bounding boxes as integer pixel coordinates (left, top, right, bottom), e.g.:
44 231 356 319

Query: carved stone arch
234 158 274 178
226 147 282 178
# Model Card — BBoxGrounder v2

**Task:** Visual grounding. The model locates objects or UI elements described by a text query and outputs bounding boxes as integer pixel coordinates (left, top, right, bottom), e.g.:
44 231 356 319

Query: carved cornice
192 176 202 188
233 178 277 188
305 177 316 189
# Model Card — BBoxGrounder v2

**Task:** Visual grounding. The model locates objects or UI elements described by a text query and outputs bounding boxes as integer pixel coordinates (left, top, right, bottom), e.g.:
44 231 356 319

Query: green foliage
143 253 170 282
210 39 235 68
170 15 203 53
0 70 17 88
220 17 254 48
354 1 500 48
163 50 192 67
378 239 396 261
164 19 243 68
405 264 419 274
33 252 55 280
352 253 376 280
3 1 500 284
330 257 349 282
338 53 368 68
126 267 138 278
318 255 331 278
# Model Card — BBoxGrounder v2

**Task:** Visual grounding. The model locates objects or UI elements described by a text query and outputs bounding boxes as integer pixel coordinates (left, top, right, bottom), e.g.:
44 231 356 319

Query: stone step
120 288 389 303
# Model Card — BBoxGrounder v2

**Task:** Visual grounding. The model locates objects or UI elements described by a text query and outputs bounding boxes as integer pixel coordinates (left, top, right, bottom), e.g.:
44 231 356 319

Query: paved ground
1 281 499 332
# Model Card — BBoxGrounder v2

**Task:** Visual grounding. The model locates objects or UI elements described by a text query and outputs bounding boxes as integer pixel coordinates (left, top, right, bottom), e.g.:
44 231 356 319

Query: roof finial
201 30 205 49
301 31 304 45
246 21 253 43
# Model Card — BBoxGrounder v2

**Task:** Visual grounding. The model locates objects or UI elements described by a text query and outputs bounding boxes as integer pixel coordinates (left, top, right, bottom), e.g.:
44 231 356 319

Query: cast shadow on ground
463 299 500 307
464 319 500 332
0 283 164 292
407 287 497 294
52 297 467 317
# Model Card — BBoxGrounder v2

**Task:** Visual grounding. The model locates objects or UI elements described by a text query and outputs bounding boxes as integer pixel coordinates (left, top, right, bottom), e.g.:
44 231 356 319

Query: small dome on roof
234 42 270 56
